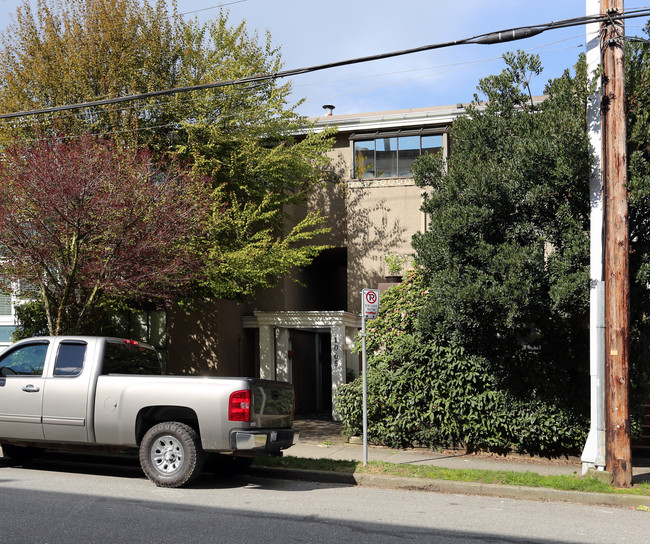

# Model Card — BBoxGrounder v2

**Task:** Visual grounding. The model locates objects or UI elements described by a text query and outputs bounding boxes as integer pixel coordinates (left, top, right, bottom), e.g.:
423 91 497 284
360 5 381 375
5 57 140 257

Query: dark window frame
351 129 444 180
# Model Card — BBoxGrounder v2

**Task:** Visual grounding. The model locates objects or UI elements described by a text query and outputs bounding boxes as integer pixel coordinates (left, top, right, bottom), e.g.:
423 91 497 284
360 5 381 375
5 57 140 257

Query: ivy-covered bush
335 269 588 455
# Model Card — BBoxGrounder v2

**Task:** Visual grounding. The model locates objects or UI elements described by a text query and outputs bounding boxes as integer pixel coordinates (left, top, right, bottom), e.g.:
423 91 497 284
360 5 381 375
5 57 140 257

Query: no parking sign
360 288 380 466
362 288 380 320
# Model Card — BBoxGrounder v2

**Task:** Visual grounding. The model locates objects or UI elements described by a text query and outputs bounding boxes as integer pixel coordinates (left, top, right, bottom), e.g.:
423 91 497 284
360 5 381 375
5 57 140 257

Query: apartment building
166 103 461 416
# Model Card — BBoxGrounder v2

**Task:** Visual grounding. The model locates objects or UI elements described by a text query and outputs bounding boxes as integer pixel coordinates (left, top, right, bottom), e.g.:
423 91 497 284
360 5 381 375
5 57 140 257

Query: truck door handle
22 385 40 393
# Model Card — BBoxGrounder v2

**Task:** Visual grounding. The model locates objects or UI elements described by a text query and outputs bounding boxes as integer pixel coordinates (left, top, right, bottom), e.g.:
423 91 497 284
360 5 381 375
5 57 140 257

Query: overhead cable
1 8 649 121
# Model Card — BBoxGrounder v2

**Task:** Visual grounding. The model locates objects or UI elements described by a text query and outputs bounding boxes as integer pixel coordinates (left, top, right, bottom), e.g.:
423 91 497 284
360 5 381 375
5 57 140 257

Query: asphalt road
1 453 650 544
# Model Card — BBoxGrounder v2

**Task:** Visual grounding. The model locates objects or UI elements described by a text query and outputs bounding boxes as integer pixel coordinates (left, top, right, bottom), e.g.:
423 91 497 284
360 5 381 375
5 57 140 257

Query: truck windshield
101 340 162 375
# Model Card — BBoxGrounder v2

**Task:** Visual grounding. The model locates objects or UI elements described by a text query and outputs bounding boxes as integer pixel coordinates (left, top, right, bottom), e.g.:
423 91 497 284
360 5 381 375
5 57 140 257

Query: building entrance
242 311 361 419
291 330 332 415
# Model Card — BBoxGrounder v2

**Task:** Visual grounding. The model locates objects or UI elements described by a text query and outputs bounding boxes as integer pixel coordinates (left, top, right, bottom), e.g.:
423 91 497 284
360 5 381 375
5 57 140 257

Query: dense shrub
411 53 592 417
336 338 587 455
335 270 588 455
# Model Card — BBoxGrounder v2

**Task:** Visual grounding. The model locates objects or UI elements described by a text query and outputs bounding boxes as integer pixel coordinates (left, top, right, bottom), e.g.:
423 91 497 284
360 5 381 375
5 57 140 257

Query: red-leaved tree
0 134 210 335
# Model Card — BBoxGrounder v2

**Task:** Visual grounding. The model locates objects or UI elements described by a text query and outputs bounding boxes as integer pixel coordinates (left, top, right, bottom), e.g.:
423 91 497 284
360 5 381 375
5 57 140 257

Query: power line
1 8 649 122
1 40 589 140
0 31 591 132
0 79 273 128
0 89 303 144
295 33 587 104
178 0 248 17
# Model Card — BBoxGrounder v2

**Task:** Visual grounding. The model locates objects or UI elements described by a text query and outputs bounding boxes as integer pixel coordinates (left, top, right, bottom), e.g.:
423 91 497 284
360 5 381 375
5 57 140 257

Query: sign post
361 289 380 465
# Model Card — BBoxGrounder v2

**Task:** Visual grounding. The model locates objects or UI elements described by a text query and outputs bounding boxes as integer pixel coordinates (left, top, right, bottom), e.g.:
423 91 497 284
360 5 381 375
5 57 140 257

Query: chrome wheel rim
150 434 185 475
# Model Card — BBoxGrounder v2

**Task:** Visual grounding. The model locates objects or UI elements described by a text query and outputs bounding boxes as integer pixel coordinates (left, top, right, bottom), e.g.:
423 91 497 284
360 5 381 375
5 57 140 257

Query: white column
330 325 346 420
581 0 607 473
259 325 276 380
345 326 358 380
275 327 290 383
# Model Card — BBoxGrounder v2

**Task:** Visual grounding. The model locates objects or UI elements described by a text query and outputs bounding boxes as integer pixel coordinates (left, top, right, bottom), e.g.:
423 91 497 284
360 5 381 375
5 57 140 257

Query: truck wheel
1 444 42 463
139 422 205 488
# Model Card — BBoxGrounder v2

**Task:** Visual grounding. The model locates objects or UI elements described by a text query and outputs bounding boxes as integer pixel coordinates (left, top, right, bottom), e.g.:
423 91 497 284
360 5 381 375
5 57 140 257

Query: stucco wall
346 181 424 312
166 300 255 377
305 129 430 313
165 111 449 376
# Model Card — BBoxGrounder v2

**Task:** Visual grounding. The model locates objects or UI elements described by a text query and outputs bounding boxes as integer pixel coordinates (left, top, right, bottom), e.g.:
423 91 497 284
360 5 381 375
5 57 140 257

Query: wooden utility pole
601 0 632 487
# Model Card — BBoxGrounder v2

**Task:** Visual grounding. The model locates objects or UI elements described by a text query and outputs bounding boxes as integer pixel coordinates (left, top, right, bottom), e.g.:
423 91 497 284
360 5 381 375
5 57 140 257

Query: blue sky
1 0 649 117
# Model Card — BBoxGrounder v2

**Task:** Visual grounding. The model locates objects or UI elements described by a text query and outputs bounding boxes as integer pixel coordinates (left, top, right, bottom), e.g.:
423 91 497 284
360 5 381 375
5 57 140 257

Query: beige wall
304 129 436 312
165 115 449 377
346 181 424 312
166 300 256 377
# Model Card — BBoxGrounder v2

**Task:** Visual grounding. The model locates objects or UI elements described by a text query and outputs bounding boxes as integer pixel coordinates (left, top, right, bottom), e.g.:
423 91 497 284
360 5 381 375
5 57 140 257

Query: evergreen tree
412 51 593 411
626 21 650 407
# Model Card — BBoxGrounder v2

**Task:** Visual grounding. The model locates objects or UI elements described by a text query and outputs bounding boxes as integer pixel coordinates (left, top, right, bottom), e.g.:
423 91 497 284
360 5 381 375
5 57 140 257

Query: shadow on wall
346 185 409 310
307 153 348 248
166 300 254 377
305 151 411 312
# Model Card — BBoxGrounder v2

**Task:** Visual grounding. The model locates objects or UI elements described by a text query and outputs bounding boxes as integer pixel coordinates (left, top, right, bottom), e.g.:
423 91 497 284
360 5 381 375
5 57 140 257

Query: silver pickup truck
0 336 295 487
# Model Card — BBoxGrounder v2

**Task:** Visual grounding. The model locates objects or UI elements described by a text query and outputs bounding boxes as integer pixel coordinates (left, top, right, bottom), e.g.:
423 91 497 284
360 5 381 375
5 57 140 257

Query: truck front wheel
139 422 205 488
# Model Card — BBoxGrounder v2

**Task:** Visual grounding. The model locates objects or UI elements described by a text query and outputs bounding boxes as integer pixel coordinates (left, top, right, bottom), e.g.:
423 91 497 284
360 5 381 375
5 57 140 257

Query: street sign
361 288 380 466
362 288 380 320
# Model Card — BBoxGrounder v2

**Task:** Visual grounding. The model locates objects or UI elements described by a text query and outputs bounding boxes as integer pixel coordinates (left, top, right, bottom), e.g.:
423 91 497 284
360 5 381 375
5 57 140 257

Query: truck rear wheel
139 422 205 488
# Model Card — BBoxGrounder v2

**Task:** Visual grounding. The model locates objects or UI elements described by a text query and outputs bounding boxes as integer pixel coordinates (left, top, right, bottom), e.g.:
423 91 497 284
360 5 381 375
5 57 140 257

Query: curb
250 466 650 509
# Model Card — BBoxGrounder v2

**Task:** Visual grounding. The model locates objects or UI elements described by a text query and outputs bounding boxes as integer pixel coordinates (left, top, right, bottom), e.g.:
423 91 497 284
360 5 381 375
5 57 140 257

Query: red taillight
123 339 140 346
229 390 251 421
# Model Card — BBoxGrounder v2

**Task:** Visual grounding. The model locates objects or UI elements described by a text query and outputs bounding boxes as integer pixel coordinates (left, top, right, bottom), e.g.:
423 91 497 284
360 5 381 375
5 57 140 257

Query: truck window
0 342 49 376
101 340 162 375
54 342 87 377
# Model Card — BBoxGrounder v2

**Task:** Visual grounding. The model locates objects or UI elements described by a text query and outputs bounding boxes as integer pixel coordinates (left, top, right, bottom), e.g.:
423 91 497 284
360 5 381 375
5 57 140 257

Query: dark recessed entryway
291 329 332 415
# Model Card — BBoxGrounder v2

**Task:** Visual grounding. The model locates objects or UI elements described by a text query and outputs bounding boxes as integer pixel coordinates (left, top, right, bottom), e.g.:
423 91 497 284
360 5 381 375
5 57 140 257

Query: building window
0 293 12 316
0 326 15 342
352 132 443 179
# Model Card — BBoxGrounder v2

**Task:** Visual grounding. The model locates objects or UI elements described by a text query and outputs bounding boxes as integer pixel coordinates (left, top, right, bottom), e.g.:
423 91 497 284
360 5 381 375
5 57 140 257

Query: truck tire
1 444 42 463
139 422 205 488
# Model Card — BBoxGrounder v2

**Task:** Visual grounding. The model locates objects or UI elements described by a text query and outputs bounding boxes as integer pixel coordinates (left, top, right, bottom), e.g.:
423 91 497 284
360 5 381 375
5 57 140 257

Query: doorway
291 330 332 415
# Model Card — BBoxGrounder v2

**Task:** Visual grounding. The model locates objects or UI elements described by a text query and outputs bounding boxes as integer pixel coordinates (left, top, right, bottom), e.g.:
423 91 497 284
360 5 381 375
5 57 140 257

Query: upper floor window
352 132 443 179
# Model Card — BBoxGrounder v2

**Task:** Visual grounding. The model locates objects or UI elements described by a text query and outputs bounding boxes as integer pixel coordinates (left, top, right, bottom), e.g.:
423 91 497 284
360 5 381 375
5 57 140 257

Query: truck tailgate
249 379 293 429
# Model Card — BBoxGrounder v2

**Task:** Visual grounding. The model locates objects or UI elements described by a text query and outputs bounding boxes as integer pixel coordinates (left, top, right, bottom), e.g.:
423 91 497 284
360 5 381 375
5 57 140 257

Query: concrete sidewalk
290 415 650 479
285 439 583 477
268 416 650 508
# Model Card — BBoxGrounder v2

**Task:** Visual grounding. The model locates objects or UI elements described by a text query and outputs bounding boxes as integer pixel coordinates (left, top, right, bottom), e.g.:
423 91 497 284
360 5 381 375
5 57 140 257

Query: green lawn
254 455 650 496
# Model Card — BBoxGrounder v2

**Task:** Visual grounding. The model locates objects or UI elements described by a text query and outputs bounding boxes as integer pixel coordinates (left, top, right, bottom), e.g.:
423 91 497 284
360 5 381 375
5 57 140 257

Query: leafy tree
338 45 650 454
337 55 597 454
194 129 335 301
412 52 593 411
0 0 179 147
11 301 49 341
626 21 650 407
0 134 209 335
0 0 336 304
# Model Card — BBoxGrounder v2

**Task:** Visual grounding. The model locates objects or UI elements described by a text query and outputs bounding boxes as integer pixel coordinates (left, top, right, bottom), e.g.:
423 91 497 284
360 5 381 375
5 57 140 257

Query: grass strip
254 455 650 496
